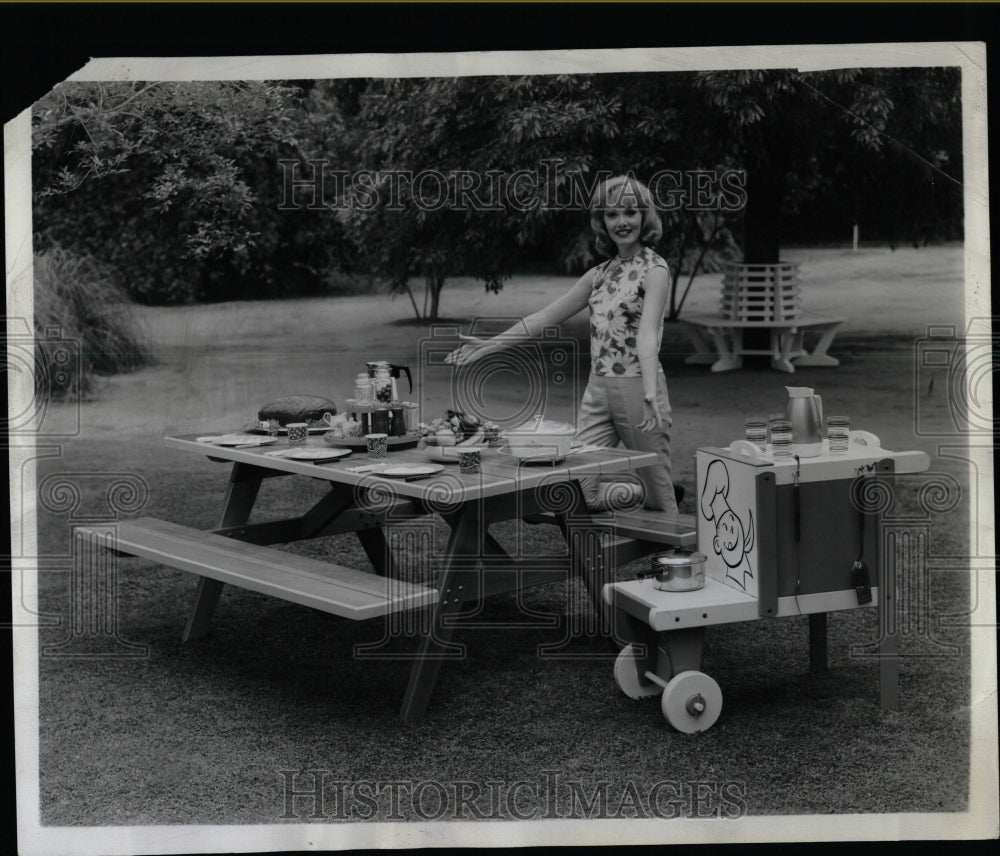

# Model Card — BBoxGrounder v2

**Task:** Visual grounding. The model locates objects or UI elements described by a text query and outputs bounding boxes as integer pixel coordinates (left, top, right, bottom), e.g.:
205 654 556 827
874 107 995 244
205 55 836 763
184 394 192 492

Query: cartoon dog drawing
700 459 755 590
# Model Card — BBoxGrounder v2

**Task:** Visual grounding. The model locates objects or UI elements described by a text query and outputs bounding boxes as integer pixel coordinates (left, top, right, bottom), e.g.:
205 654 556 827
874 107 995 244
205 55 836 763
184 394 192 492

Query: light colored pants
575 372 679 513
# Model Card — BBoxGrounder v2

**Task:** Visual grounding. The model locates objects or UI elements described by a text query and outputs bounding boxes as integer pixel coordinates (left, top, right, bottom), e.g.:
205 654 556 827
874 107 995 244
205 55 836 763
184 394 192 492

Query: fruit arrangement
417 410 499 447
323 413 362 439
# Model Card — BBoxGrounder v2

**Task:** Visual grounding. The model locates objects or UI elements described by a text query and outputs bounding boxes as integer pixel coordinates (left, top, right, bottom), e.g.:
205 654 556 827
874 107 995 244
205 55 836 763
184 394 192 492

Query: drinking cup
827 415 850 455
287 423 308 446
768 412 786 443
366 433 388 460
458 449 481 475
744 417 768 451
770 418 792 459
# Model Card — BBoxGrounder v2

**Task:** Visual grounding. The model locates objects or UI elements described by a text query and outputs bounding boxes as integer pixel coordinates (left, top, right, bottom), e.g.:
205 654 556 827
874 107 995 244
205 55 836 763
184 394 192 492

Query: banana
459 428 485 446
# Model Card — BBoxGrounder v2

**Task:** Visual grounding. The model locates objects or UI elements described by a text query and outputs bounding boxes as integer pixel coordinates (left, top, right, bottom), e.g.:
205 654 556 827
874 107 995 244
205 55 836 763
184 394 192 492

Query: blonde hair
589 174 663 256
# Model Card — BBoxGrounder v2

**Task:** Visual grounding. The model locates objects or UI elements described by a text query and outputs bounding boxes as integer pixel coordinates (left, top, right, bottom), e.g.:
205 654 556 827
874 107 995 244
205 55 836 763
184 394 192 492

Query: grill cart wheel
660 670 723 733
613 644 662 699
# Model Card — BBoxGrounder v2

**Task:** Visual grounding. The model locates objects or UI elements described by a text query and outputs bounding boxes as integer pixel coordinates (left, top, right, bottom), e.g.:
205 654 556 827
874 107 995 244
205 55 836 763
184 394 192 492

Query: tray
344 399 419 412
246 423 328 435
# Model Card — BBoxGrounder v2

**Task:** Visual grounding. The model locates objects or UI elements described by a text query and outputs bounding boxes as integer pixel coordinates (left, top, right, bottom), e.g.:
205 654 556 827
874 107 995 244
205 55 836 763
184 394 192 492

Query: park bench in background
680 261 845 373
681 313 845 373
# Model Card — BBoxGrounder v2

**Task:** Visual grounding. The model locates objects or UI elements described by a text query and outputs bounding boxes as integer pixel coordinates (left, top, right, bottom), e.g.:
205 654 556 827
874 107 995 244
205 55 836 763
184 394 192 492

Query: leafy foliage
33 246 153 399
31 70 962 318
694 67 963 259
32 81 354 304
327 73 732 319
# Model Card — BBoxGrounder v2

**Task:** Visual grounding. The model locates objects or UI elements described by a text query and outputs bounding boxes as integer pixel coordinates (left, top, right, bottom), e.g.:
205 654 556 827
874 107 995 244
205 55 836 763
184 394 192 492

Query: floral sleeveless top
588 246 669 376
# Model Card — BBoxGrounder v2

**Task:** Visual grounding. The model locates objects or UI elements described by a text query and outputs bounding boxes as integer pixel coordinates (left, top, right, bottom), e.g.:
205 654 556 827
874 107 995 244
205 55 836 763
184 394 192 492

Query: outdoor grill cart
604 434 930 732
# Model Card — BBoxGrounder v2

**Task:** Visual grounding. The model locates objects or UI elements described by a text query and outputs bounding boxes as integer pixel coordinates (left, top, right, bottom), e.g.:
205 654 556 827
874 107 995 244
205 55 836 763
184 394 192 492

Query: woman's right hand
444 334 496 366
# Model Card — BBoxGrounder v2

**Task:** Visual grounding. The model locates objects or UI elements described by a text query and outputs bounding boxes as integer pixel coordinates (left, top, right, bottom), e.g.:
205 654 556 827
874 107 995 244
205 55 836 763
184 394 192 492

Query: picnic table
86 433 695 722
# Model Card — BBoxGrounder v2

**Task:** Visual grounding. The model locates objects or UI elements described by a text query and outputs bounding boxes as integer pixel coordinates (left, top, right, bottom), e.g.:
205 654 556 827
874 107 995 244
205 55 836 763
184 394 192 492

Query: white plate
496 446 565 464
378 464 445 480
265 447 353 462
197 434 278 447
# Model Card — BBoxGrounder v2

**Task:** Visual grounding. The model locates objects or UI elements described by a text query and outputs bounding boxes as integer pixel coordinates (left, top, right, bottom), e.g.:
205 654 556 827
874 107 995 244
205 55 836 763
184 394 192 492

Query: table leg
681 323 720 365
809 612 828 673
879 570 900 710
558 494 628 650
182 463 263 642
792 323 842 367
356 528 395 577
399 503 483 723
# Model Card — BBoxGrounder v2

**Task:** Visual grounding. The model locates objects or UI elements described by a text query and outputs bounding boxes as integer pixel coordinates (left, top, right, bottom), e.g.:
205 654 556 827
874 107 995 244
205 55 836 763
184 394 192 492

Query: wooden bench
78 517 439 621
680 313 845 373
526 507 696 566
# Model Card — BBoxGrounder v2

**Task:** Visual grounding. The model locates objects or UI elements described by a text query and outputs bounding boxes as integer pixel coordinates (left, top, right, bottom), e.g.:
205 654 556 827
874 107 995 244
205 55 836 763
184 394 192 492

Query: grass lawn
25 245 983 827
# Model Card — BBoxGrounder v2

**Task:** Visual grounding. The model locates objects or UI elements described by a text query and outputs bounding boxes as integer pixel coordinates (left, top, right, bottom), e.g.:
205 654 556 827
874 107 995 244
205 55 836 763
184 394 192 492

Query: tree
32 80 354 303
328 73 741 321
695 67 963 262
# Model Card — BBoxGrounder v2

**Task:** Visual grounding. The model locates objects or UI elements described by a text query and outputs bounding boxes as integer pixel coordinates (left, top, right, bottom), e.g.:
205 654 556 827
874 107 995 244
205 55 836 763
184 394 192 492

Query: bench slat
84 517 438 620
528 509 696 548
588 509 696 547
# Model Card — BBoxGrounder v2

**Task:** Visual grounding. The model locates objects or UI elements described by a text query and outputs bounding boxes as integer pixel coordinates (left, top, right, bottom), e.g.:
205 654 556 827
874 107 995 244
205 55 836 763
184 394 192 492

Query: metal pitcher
785 386 823 457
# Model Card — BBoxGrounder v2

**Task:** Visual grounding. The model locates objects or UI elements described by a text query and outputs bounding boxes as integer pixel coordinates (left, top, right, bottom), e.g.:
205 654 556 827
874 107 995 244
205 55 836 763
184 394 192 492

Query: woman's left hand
636 397 662 433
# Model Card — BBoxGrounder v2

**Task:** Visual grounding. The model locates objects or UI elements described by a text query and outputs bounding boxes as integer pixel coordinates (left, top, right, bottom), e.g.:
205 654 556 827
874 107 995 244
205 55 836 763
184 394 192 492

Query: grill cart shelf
603 435 930 732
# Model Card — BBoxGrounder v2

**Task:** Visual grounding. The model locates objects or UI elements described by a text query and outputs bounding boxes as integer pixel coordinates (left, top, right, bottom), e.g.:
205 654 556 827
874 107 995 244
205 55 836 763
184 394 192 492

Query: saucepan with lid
637 550 708 592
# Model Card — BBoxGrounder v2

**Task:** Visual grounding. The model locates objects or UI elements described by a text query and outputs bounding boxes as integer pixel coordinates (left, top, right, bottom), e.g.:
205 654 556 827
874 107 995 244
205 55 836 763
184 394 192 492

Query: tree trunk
741 160 785 356
742 166 784 264
428 275 444 321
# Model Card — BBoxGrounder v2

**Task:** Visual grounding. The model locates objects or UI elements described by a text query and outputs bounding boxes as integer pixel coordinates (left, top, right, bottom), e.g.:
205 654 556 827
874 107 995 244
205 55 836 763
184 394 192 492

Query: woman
445 174 679 513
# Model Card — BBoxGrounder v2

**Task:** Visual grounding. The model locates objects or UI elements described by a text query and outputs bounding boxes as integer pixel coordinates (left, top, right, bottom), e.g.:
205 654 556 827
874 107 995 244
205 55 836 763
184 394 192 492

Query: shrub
33 247 153 399
32 81 357 305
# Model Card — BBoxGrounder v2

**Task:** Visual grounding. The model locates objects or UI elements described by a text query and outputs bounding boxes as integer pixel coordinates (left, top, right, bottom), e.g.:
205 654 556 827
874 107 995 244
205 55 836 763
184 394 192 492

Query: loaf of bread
258 395 337 426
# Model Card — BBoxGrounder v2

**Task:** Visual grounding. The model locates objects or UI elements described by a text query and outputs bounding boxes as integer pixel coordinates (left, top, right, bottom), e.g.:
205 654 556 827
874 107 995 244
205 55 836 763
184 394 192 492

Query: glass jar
373 366 393 405
354 372 374 405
